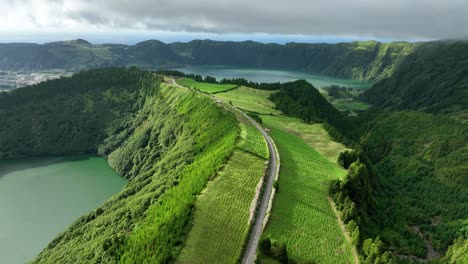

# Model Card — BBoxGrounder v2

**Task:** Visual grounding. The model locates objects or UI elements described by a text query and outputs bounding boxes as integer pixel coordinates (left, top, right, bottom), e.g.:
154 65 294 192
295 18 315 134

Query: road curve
169 78 279 264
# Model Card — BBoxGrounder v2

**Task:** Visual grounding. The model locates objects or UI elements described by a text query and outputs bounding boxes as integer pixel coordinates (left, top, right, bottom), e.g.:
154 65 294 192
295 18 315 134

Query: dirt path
170 78 280 264
328 197 359 264
410 225 440 261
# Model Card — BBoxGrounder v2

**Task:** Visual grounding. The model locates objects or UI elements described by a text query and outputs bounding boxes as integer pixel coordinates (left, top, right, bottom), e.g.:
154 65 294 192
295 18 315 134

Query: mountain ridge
0 38 419 82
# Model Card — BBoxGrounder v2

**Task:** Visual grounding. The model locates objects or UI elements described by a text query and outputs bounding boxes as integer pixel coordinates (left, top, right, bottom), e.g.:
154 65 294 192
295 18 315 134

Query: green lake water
0 155 127 264
174 65 371 89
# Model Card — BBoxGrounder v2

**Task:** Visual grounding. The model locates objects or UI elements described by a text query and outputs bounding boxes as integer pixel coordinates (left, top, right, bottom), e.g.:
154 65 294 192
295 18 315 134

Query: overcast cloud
1 0 468 41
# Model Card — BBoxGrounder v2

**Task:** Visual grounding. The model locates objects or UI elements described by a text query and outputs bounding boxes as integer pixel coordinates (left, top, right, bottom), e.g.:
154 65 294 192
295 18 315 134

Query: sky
1 0 467 44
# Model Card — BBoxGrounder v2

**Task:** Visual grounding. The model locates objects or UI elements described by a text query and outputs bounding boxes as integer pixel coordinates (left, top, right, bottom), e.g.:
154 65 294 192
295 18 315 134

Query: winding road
170 78 279 264
237 108 279 264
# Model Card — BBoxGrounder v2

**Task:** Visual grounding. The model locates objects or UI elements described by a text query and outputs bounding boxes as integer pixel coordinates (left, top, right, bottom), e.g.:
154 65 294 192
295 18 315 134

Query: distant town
0 71 68 90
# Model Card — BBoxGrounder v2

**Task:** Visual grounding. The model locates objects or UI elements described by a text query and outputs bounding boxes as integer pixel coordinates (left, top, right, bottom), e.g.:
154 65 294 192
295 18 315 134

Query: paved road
236 109 279 264
170 78 279 264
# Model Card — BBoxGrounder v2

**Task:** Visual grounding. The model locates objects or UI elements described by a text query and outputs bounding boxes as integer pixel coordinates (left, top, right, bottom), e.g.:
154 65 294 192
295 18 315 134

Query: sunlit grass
260 125 352 263
238 123 269 159
177 78 238 93
215 86 281 115
176 150 265 264
261 115 348 163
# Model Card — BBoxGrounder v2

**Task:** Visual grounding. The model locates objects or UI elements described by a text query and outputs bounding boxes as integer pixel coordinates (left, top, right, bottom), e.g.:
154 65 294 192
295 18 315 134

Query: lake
173 65 371 89
0 155 127 264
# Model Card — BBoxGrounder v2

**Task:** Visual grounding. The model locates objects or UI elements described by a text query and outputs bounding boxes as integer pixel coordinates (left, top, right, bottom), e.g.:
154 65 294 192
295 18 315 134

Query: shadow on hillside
0 155 94 179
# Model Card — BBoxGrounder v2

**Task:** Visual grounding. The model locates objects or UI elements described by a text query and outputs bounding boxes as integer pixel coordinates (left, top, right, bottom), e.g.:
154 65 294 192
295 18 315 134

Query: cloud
1 0 468 39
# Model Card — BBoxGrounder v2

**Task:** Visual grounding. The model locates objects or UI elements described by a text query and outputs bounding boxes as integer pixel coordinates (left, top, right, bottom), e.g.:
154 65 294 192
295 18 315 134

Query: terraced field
176 78 238 93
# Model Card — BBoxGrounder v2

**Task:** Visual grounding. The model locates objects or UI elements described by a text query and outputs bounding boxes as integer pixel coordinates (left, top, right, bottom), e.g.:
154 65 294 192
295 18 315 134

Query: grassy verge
177 78 238 94
238 123 269 159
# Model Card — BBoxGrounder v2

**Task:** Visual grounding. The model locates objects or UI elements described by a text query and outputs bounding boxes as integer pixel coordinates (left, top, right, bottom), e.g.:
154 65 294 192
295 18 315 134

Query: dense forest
361 40 468 117
0 68 240 263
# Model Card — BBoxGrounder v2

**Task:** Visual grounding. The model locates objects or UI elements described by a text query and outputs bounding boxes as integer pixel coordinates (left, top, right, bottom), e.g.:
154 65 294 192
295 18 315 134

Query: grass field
261 115 348 163
176 81 354 263
176 150 266 264
260 118 353 263
176 100 268 263
177 78 238 93
238 123 269 159
318 87 370 113
215 86 281 115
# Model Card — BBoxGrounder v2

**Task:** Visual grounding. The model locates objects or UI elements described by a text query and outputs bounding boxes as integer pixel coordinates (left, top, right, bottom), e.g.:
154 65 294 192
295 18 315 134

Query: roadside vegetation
176 150 266 263
237 123 269 159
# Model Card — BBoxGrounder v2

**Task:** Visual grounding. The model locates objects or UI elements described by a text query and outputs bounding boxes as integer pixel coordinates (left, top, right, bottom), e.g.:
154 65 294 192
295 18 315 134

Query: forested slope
361 40 468 117
0 68 240 263
359 112 467 257
263 76 467 262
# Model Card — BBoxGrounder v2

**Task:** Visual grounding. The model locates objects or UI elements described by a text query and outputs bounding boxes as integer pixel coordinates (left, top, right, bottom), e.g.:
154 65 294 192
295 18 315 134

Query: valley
0 38 466 264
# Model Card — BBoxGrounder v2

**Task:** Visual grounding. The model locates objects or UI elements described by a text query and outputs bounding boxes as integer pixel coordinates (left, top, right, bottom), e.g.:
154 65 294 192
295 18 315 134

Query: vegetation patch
215 86 281 115
261 115 347 163
177 77 238 94
238 123 269 159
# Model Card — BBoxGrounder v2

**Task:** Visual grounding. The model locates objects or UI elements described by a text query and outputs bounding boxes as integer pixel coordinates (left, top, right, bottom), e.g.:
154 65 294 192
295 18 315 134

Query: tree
273 180 279 191
259 237 272 255
277 243 289 264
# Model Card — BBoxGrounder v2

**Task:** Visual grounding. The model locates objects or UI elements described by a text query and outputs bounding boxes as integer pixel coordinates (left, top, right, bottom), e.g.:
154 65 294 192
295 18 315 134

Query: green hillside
361 40 468 117
0 68 241 263
359 112 468 256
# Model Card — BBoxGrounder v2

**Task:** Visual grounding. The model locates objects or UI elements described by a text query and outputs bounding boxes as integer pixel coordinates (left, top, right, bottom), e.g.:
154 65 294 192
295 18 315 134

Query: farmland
176 77 238 93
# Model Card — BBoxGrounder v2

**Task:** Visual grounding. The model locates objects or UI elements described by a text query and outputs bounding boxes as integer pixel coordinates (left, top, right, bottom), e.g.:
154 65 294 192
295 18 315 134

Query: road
170 78 279 264
236 108 279 264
